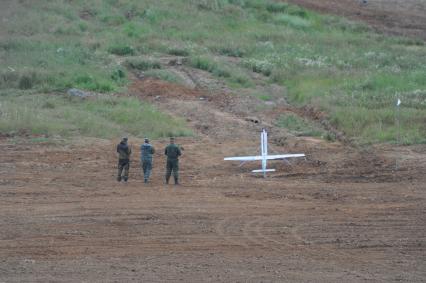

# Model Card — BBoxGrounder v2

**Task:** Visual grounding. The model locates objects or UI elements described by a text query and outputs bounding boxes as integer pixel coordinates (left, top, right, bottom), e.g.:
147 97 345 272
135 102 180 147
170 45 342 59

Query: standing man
117 137 132 182
164 137 182 185
140 138 155 183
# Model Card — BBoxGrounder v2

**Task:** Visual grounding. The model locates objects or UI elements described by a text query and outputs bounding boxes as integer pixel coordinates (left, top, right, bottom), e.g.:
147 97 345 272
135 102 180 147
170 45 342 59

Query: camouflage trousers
165 159 179 182
117 159 130 181
141 159 153 181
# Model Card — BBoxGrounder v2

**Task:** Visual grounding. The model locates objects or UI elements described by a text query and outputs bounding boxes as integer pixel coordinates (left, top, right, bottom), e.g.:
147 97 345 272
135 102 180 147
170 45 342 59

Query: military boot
117 176 122 182
174 177 179 185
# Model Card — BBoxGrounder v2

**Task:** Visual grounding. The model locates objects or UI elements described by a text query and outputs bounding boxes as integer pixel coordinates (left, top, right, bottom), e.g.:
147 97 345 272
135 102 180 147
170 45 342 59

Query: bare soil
1 1 426 282
1 74 425 282
287 0 426 40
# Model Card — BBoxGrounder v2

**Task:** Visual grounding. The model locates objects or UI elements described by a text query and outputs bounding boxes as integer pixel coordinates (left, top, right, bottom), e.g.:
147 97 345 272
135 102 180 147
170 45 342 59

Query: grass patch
275 113 324 137
125 58 162 71
143 70 185 84
0 93 192 139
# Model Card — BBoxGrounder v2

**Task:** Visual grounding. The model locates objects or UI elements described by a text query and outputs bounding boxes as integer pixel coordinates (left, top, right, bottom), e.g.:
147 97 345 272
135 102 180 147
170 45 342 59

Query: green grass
125 58 162 71
0 92 192 139
275 113 324 137
1 0 425 143
143 69 185 84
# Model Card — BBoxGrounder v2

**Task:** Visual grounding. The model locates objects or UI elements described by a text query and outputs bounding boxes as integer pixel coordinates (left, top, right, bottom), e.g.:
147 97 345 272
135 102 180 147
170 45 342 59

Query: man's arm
151 146 155 154
177 147 182 157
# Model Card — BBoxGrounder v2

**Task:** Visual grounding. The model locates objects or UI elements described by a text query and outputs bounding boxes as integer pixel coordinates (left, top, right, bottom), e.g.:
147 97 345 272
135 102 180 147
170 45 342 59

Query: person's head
122 136 128 143
170 137 175 144
144 138 149 144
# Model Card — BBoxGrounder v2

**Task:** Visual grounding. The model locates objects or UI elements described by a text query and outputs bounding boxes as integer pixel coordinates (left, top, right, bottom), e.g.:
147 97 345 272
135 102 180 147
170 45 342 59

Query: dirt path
0 134 425 282
287 0 426 40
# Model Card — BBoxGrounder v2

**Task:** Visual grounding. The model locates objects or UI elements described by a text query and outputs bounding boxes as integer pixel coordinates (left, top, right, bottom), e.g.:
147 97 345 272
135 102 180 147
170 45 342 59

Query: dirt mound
129 78 202 100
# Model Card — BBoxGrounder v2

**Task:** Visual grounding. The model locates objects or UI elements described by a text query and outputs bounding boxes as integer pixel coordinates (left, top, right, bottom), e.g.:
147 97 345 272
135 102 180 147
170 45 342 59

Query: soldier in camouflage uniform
140 138 155 183
117 137 132 182
164 137 182 185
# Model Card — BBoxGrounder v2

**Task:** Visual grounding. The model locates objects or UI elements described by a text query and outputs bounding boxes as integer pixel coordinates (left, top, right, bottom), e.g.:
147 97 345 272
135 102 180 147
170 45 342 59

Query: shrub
243 58 273 76
111 68 126 82
273 14 311 29
108 45 135 56
188 56 217 72
125 58 162 71
18 75 34 90
167 47 190 56
266 2 288 13
216 46 246 57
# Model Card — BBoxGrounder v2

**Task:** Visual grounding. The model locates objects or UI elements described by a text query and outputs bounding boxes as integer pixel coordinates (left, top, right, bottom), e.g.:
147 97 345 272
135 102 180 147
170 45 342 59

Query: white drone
224 129 305 177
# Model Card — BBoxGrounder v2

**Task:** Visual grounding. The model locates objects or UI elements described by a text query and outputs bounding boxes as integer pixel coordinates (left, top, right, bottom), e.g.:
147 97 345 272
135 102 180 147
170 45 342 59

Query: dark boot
144 178 148 183
166 176 170 184
123 177 128 182
174 177 179 185
117 176 122 182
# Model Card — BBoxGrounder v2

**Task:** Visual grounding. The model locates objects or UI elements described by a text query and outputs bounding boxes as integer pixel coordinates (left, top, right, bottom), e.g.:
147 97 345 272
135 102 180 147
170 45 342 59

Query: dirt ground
287 0 426 40
1 1 426 282
1 73 426 282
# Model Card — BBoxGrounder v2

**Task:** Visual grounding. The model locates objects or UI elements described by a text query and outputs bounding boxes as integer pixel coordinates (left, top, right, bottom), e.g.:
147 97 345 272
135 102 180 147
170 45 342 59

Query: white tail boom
224 129 305 177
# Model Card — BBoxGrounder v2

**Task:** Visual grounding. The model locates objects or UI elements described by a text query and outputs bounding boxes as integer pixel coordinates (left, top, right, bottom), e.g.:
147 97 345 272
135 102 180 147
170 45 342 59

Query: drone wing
224 156 262 161
265 154 305 160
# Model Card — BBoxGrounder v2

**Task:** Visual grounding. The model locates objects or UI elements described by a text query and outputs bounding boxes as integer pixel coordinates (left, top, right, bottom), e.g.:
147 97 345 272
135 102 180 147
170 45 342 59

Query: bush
215 46 246 57
243 58 273 76
111 68 126 82
167 47 190 56
108 45 135 56
273 14 311 29
266 2 288 13
18 75 34 90
188 56 217 72
125 58 162 71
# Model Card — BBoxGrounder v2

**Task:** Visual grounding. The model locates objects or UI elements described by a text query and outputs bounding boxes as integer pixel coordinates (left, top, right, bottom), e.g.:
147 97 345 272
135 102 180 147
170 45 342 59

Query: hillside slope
0 0 425 143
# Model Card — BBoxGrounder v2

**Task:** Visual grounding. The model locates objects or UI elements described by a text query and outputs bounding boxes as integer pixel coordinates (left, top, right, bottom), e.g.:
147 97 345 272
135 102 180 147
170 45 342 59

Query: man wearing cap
117 137 132 182
140 138 155 183
164 137 182 185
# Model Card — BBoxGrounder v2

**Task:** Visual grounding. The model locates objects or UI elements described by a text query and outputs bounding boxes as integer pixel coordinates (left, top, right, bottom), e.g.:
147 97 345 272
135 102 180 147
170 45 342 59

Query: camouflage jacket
140 143 155 161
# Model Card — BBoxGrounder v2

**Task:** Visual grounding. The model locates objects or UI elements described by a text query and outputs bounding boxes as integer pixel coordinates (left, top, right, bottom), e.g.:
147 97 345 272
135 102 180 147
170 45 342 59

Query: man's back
141 143 155 161
117 142 131 160
165 143 181 160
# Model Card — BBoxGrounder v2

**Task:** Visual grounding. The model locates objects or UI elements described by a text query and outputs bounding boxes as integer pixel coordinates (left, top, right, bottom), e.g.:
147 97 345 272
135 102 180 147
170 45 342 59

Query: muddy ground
1 1 426 282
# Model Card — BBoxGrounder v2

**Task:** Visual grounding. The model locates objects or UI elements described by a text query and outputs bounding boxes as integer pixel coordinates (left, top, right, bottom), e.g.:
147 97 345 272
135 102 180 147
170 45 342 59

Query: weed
125 58 162 71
